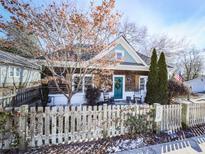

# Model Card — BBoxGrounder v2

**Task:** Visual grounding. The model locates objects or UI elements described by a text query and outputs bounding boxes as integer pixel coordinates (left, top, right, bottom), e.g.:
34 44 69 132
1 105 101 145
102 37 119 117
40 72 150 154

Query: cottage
0 50 41 96
44 36 151 105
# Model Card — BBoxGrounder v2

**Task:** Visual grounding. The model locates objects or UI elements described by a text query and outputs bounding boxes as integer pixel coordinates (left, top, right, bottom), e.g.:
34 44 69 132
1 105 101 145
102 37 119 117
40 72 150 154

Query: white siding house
0 50 41 96
185 76 205 93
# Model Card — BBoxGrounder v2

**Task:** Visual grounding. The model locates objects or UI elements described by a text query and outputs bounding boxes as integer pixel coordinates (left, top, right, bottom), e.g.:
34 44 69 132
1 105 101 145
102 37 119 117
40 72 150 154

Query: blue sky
117 0 205 49
1 0 205 48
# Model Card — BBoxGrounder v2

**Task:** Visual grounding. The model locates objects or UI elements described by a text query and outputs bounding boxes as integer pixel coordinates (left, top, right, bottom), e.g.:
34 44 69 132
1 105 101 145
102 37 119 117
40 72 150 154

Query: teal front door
114 77 123 99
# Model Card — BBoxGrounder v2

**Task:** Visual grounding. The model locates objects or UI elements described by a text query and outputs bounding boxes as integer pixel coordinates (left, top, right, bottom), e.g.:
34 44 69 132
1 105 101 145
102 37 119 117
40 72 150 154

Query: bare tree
0 0 120 105
118 19 148 50
178 48 203 81
118 19 188 61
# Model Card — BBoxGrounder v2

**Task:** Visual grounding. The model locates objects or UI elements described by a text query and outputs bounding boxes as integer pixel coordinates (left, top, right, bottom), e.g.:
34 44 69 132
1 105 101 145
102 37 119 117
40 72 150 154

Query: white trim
139 76 148 91
110 65 149 71
113 75 125 100
44 61 149 71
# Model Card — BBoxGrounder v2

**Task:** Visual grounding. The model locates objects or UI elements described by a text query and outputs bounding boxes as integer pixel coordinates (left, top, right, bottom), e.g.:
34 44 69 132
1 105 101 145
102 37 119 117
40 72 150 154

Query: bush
125 110 154 136
158 52 168 104
145 49 159 104
168 80 189 103
85 86 101 106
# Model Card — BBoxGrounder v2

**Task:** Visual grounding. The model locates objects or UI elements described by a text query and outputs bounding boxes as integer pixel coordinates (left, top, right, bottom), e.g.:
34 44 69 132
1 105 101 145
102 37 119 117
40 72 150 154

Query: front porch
45 69 149 106
51 70 149 106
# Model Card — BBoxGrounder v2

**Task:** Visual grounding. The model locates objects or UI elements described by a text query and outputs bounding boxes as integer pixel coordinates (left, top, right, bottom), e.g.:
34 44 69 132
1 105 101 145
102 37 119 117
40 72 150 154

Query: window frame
115 50 124 60
9 66 21 77
15 67 20 77
139 76 147 91
84 76 93 92
72 74 93 93
9 66 15 77
73 75 83 92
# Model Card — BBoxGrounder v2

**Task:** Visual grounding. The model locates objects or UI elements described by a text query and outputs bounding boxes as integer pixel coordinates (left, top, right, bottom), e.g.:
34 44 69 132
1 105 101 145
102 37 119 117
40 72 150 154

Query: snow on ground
175 93 205 104
117 135 205 154
48 94 85 106
107 138 144 153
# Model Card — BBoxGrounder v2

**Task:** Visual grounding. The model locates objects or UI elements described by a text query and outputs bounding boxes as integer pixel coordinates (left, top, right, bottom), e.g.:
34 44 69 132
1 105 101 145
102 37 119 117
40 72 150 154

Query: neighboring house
185 76 205 93
0 50 41 96
44 36 171 104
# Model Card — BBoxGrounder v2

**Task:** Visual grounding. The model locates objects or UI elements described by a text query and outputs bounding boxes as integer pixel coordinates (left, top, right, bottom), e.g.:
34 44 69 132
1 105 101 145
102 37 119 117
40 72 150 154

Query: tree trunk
67 97 71 106
67 92 72 106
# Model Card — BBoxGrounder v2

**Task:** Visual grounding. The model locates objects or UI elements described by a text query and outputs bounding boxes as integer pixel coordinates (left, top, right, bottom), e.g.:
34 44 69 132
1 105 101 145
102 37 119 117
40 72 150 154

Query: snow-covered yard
175 93 205 104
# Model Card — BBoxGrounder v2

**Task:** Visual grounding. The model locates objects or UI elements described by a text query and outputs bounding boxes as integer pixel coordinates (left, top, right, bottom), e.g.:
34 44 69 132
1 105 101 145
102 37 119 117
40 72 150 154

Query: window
9 67 14 77
116 52 122 59
115 50 124 60
125 75 135 91
139 77 145 90
9 67 21 77
84 76 92 91
73 75 93 93
16 68 20 77
73 76 83 92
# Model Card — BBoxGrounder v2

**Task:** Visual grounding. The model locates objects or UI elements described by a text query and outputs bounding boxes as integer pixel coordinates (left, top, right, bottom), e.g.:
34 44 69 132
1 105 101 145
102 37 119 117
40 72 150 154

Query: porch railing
0 86 40 108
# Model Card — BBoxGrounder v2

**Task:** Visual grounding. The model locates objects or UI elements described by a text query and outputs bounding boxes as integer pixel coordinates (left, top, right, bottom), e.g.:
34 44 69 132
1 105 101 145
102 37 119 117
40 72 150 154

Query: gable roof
92 36 148 67
0 50 40 70
137 51 173 69
136 52 151 65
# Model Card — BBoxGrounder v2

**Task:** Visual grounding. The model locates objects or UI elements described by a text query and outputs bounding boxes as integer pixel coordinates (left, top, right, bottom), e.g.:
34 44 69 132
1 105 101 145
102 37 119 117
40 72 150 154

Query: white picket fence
160 104 182 131
27 104 152 147
1 102 205 149
187 103 205 127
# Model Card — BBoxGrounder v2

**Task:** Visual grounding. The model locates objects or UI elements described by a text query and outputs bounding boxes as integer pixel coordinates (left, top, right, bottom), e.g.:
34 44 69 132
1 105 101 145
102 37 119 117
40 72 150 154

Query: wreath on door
115 79 122 89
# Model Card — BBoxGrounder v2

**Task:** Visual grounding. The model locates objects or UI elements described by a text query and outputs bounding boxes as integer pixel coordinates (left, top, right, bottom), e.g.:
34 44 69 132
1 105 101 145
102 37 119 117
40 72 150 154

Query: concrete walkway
117 135 205 154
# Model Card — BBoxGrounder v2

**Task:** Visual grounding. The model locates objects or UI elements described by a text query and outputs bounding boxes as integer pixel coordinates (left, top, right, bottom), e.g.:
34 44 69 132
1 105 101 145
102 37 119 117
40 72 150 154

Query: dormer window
115 50 124 60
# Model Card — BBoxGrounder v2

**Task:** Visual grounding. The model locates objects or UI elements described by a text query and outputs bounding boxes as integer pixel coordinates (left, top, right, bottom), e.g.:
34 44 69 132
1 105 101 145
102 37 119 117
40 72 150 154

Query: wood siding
114 70 148 92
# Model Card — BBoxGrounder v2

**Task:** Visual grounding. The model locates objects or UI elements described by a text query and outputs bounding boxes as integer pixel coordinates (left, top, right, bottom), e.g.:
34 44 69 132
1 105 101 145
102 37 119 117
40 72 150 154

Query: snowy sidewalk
117 135 205 154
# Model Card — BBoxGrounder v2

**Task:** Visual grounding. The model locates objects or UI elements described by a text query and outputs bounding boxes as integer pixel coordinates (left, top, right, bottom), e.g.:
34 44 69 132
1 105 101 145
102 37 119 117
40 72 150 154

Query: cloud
164 11 205 49
117 0 205 49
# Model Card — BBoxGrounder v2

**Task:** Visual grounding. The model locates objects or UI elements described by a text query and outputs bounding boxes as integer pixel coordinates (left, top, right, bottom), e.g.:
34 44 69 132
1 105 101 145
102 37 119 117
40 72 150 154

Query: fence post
103 104 108 138
154 103 163 134
19 105 29 150
181 103 189 128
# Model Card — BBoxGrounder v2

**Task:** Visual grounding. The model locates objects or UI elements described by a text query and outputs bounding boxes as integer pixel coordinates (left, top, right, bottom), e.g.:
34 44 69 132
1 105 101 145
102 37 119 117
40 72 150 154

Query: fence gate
159 104 182 131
